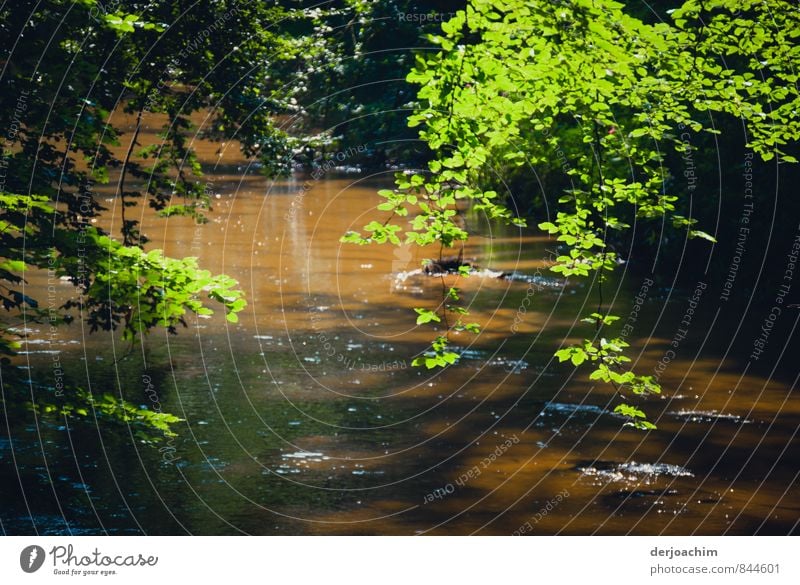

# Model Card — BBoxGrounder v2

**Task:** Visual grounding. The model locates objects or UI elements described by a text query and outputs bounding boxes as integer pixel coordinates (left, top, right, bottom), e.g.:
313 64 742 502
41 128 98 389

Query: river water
3 161 798 535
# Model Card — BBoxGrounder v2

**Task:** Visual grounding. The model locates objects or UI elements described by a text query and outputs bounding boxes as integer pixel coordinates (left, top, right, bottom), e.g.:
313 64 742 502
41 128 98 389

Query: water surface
3 160 798 535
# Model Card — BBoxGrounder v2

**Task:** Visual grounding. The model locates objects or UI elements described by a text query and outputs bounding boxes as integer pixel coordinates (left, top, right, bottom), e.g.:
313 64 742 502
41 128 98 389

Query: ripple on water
273 451 328 475
577 460 694 485
540 402 622 420
486 356 529 373
448 347 530 373
600 488 689 515
454 347 487 360
282 451 328 461
609 488 681 499
504 271 564 288
393 268 564 287
669 410 753 424
7 515 98 536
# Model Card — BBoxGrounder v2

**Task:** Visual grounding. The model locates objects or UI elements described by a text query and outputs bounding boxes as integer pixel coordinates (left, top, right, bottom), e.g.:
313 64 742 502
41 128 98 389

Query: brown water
3 140 799 535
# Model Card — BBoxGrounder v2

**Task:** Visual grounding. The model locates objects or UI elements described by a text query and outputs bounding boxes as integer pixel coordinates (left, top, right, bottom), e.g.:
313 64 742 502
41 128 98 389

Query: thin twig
118 107 144 246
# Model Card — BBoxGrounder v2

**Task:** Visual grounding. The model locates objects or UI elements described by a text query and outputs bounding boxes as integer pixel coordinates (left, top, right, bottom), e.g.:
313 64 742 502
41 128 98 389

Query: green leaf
689 230 717 242
414 308 441 325
441 352 459 365
555 348 573 363
589 368 606 381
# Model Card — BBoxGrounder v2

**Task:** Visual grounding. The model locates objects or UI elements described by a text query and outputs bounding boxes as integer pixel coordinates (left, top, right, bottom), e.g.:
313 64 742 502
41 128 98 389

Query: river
3 160 798 535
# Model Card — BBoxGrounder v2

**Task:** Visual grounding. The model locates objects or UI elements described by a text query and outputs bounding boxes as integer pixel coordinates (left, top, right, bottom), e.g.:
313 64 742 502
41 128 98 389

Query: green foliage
414 308 441 325
288 0 463 167
412 336 460 369
346 0 799 431
581 313 621 327
67 228 246 339
0 1 281 438
614 404 657 431
27 388 182 443
555 331 661 428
